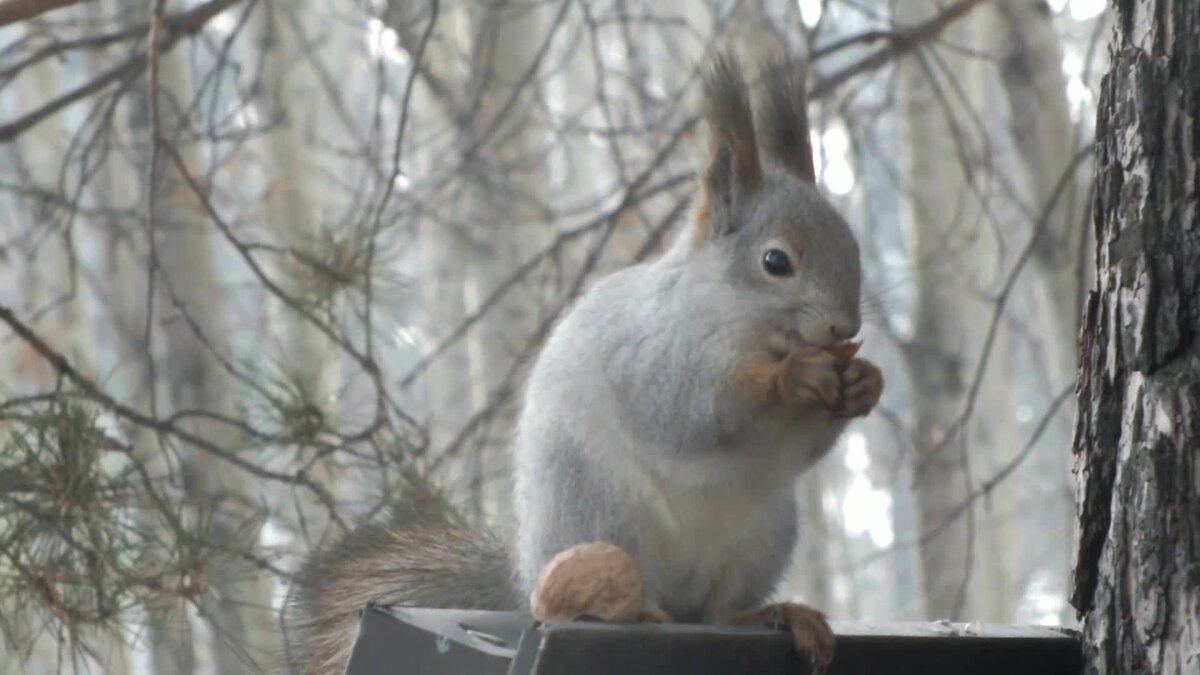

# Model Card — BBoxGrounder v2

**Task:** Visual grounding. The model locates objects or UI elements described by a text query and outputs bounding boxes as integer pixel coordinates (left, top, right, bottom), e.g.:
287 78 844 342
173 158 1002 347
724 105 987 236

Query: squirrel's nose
829 316 859 341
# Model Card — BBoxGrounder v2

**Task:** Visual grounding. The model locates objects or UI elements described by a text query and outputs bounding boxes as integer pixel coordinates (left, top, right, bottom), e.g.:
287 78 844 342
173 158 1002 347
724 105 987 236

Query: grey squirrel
287 52 882 675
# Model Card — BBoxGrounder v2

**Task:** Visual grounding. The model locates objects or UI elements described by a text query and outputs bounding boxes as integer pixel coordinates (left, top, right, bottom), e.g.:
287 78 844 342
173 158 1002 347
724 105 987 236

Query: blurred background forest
0 0 1111 673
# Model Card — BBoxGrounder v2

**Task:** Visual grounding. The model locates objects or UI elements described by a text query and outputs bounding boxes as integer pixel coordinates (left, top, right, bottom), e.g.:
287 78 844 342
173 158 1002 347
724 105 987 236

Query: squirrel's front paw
832 358 883 419
780 344 841 410
727 602 835 673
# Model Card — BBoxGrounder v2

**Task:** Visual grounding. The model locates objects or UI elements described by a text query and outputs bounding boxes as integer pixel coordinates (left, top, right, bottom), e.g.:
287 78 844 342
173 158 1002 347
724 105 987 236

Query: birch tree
115 1 280 670
896 1 1022 621
387 0 557 523
993 0 1099 626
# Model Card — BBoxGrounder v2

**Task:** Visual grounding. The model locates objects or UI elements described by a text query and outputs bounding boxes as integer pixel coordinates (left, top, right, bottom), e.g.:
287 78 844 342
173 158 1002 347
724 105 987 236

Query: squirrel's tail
285 516 519 675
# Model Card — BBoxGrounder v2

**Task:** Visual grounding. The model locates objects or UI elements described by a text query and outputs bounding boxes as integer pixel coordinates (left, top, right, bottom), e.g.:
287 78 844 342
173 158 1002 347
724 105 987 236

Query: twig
812 0 991 98
0 303 348 529
143 0 166 425
0 0 87 27
364 0 439 357
0 0 244 142
844 386 1074 573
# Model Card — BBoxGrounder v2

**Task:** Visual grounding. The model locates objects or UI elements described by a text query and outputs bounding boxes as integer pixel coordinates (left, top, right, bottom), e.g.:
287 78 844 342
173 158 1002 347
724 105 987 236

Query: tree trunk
995 1 1092 393
897 1 1020 621
994 4 1093 625
241 0 349 554
107 2 281 670
415 0 556 523
1071 1 1200 673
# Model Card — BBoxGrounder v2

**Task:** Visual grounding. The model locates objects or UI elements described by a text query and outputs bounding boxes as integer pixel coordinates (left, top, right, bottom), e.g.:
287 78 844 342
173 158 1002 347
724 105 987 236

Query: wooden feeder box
343 605 1082 675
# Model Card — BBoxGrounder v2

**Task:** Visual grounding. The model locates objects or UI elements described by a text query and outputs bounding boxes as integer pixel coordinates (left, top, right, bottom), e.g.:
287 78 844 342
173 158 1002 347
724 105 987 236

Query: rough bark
1071 1 1200 673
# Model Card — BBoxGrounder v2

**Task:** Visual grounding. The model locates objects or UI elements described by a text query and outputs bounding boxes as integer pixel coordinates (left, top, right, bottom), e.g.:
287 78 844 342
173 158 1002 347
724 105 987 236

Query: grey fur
286 53 862 672
702 51 763 223
513 56 860 622
514 179 859 620
757 55 817 182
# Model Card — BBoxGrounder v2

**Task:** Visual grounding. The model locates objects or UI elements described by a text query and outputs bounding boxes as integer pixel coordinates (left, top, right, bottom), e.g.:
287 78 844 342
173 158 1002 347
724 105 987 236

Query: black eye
762 248 794 277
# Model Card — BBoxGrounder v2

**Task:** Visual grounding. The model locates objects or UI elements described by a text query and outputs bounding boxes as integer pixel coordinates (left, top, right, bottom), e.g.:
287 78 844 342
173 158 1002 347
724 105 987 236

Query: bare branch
0 0 244 142
0 0 87 28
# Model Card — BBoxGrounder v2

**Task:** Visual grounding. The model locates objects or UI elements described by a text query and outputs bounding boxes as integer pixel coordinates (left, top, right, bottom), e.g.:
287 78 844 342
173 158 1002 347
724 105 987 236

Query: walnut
529 542 643 622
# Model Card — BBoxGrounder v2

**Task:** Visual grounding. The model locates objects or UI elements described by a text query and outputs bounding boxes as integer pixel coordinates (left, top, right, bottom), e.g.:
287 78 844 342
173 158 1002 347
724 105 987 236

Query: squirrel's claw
727 602 836 674
832 358 883 419
780 343 841 410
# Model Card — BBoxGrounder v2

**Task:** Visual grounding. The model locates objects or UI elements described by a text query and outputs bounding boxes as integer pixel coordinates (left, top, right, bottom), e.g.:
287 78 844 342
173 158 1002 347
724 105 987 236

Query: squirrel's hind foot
727 601 835 674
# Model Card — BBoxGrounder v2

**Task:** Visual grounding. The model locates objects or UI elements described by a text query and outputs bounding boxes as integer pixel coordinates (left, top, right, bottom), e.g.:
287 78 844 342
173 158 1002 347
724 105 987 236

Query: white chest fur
601 437 793 621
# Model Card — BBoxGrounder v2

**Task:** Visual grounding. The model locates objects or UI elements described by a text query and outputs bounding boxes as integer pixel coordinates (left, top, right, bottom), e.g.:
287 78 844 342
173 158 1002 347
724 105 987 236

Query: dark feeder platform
344 605 1082 675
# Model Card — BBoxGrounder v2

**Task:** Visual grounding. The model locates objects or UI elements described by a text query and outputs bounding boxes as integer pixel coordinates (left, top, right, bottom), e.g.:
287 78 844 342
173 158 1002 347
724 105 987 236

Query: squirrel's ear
756 56 816 183
694 52 763 244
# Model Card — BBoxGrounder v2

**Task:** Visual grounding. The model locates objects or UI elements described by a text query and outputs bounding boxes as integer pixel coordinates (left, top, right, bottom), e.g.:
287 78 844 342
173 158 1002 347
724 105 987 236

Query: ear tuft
703 52 763 198
694 51 763 243
757 55 816 183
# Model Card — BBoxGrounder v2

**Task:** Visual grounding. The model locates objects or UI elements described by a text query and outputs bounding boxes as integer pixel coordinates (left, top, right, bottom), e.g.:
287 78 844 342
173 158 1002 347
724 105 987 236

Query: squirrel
286 52 883 675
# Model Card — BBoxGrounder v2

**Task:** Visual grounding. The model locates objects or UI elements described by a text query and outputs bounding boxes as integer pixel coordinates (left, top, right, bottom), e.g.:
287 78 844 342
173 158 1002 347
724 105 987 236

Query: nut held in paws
530 541 643 622
825 340 860 367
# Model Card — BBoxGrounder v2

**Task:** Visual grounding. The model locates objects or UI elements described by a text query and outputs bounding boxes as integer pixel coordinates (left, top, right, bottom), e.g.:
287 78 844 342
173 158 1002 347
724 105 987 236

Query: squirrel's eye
762 248 794 277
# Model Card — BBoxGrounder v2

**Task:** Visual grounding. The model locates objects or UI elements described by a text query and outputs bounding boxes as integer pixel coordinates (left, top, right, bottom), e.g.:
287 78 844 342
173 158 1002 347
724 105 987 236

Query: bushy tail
285 515 519 675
